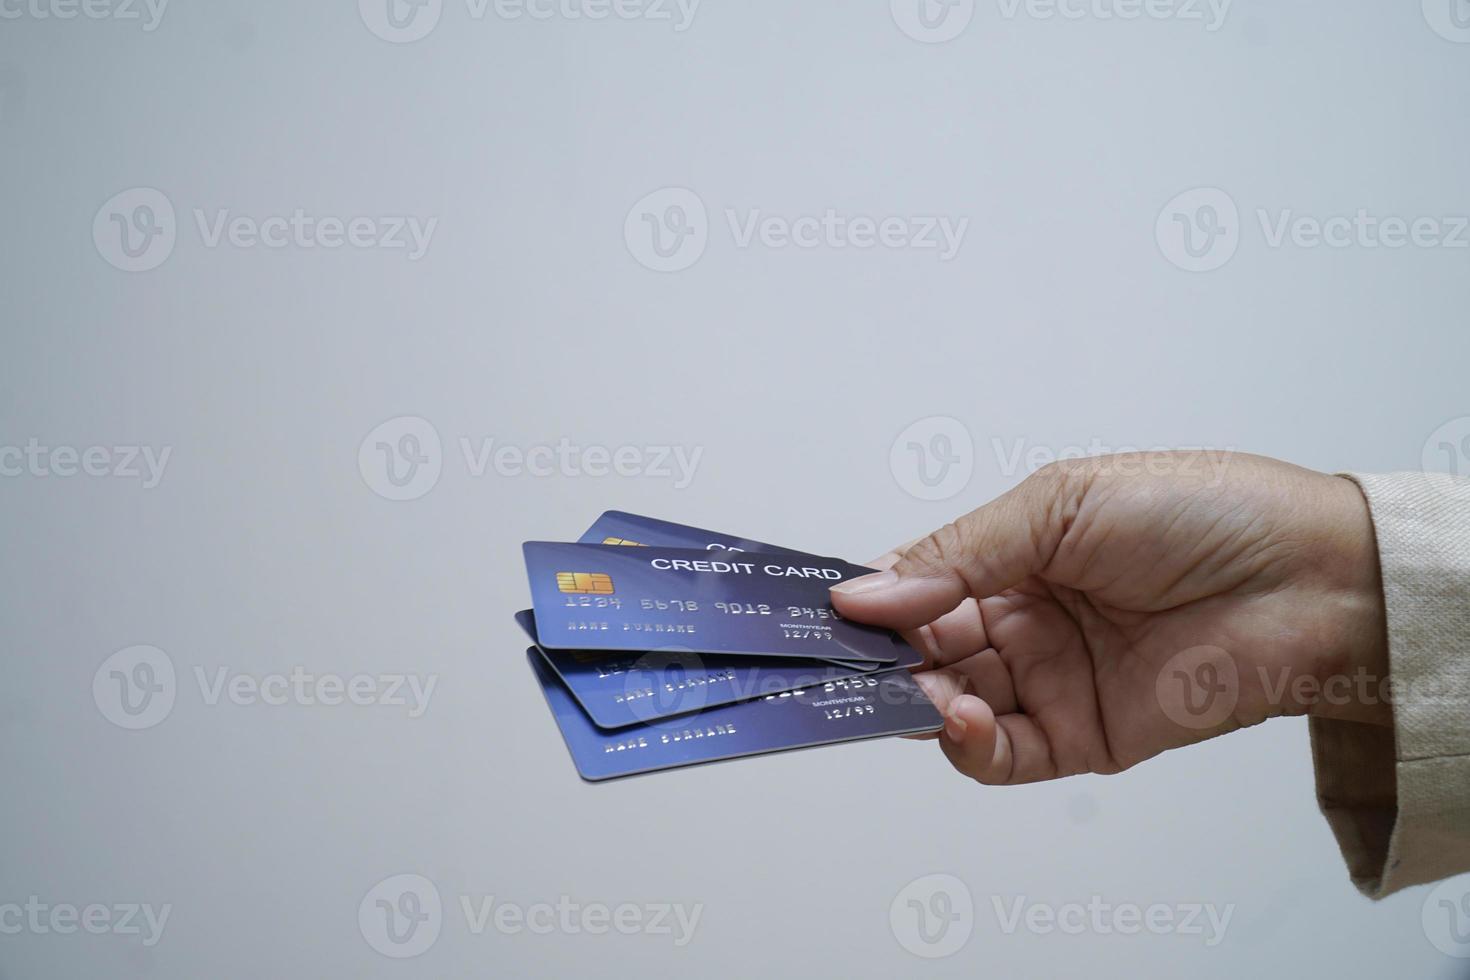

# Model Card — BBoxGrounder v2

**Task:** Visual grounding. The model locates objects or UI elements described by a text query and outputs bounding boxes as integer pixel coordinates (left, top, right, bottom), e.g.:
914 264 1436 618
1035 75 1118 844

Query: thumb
830 469 1070 630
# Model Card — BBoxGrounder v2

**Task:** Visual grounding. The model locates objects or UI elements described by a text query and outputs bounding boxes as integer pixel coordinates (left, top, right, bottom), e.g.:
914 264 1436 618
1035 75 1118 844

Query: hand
830 452 1389 785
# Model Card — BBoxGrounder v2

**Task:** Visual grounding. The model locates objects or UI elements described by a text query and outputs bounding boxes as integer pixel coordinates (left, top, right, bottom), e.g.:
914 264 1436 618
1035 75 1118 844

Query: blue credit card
578 510 794 554
526 646 943 781
514 609 921 730
579 511 879 671
523 541 909 664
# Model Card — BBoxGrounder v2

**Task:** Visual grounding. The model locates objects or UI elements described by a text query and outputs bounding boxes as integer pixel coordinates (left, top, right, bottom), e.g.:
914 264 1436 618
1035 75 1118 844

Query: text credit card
523 541 910 664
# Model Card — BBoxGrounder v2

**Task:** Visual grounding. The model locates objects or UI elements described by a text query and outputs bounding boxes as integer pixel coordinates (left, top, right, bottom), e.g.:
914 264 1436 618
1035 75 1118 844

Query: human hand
830 452 1388 785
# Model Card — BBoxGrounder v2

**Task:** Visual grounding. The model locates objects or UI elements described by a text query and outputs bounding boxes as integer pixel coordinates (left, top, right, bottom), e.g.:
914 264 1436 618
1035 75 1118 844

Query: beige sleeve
1309 471 1470 898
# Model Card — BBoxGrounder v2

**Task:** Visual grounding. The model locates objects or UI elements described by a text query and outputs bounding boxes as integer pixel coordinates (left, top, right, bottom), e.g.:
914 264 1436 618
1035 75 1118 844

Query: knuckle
1025 459 1092 546
902 520 969 575
1032 456 1095 489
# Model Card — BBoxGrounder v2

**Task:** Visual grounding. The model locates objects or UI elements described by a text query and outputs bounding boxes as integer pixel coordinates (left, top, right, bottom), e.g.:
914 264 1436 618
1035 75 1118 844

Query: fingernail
944 706 968 741
830 570 898 596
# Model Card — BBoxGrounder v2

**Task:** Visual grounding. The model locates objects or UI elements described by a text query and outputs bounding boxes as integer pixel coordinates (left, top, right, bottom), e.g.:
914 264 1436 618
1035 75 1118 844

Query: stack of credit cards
519 511 943 781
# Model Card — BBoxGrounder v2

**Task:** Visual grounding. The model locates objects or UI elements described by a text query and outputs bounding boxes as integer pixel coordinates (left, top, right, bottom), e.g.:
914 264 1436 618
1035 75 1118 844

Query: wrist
1304 476 1391 727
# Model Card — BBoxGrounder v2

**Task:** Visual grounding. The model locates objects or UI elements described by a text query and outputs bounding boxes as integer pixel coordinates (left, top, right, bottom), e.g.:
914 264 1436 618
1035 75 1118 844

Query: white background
2 0 1469 976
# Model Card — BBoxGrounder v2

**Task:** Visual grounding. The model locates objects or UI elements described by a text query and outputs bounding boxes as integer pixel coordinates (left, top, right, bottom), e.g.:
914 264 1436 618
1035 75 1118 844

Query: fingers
900 597 988 670
912 651 1017 715
906 651 1018 743
910 651 1062 785
936 695 1008 781
832 470 1074 631
936 695 1059 785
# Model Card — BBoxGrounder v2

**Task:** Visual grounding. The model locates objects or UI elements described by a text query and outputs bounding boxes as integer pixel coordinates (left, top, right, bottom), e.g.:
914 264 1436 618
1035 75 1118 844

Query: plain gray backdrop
3 0 1470 976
